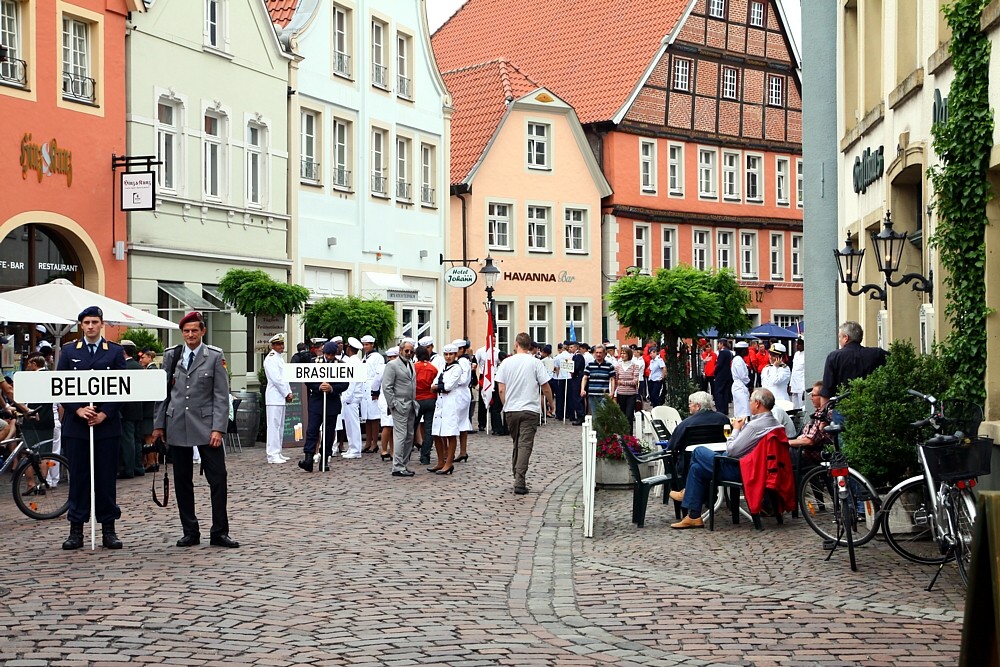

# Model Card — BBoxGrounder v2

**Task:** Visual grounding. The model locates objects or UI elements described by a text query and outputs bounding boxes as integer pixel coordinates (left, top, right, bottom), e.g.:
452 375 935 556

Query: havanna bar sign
20 133 73 186
503 271 576 283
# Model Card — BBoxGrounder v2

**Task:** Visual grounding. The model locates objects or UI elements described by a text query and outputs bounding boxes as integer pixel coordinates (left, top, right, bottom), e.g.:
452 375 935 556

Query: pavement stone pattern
0 422 964 665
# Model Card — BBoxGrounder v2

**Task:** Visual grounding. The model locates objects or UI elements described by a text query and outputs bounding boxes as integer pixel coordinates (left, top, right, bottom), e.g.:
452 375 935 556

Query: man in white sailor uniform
340 337 365 459
263 333 293 464
360 334 385 453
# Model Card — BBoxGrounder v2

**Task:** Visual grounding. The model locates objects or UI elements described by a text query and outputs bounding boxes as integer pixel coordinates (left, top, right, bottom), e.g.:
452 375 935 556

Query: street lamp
482 255 501 316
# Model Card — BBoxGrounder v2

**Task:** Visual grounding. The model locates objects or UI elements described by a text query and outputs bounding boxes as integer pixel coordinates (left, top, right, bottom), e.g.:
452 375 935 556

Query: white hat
347 337 363 350
386 346 399 357
451 338 468 348
442 344 458 353
769 342 787 354
269 333 286 344
400 337 416 347
734 341 749 349
35 324 47 333
309 337 327 346
360 334 376 344
38 340 53 349
418 336 433 347
332 335 343 343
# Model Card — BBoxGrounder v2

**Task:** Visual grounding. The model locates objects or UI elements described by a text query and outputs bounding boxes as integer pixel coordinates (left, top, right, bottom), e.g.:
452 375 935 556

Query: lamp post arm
844 281 887 307
884 271 933 302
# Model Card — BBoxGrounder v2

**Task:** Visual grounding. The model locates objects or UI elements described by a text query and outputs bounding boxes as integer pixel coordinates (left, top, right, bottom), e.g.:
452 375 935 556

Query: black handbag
151 348 182 508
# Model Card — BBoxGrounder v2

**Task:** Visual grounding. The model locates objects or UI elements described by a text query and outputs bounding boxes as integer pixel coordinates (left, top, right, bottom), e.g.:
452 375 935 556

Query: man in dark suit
298 340 348 473
117 340 145 479
713 339 734 416
58 306 126 550
152 311 238 548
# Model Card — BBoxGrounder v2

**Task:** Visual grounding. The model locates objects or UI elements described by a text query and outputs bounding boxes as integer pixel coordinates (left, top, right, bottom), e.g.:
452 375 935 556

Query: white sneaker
267 458 287 464
341 453 361 459
278 454 290 462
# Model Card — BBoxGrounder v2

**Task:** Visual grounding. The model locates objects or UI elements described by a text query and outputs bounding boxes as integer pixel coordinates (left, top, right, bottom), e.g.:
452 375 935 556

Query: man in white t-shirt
496 332 555 495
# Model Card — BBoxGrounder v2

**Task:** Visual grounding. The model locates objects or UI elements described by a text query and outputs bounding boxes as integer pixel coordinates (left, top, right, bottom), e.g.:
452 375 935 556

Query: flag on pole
568 319 577 343
481 308 496 409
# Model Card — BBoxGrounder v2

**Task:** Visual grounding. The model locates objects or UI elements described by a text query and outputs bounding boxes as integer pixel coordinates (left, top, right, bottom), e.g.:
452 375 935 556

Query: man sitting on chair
669 388 781 529
661 391 729 451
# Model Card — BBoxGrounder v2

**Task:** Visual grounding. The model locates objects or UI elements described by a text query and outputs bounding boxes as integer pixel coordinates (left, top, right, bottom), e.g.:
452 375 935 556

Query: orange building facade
0 0 132 346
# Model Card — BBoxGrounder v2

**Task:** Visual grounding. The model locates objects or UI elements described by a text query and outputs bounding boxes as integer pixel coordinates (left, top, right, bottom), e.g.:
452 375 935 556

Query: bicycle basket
921 437 994 482
939 400 984 439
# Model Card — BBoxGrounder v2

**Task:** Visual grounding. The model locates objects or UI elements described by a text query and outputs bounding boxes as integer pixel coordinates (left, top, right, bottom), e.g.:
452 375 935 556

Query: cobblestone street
0 423 964 666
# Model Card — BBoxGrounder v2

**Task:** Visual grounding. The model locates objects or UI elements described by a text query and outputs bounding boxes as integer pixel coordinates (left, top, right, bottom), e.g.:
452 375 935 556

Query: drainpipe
451 183 471 335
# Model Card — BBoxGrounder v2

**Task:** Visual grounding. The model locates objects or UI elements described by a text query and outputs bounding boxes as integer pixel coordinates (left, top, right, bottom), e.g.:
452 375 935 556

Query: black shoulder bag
152 348 182 508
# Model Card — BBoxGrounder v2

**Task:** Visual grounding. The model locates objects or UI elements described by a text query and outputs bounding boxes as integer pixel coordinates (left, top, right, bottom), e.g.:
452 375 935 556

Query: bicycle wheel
799 467 881 546
13 454 70 520
841 493 857 571
881 477 948 565
952 487 977 585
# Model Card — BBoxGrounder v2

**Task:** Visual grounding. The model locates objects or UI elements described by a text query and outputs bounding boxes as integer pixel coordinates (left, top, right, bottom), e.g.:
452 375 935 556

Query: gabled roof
441 60 540 184
432 0 690 124
266 0 298 28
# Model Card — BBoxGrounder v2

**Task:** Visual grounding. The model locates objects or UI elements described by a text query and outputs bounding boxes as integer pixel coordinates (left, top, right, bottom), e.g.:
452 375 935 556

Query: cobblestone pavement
0 422 964 666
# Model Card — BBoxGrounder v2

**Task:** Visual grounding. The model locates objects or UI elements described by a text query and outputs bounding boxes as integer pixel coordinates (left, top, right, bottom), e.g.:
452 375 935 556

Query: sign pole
89 404 96 551
321 392 328 472
563 378 569 424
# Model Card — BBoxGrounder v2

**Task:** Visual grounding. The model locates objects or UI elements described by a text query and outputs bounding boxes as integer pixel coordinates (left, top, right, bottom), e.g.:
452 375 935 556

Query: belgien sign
14 370 167 403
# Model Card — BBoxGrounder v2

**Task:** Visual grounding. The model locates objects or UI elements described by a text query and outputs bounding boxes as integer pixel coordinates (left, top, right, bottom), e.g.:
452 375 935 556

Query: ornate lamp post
482 255 501 318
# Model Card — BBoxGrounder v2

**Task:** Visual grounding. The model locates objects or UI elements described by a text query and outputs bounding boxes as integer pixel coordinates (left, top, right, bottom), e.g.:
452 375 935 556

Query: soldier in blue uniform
58 306 126 550
299 340 349 472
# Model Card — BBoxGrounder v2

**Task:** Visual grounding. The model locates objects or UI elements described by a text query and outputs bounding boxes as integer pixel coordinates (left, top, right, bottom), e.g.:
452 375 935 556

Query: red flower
596 434 643 460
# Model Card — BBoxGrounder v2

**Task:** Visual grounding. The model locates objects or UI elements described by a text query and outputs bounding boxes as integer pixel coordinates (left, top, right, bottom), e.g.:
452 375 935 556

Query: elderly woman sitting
662 391 730 451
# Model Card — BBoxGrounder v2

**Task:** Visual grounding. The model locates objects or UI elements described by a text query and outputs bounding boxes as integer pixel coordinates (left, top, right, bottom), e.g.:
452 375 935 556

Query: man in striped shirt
580 345 617 419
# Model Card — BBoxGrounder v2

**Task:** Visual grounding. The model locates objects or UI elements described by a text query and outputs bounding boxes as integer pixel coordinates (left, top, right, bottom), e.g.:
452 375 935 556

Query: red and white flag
481 308 496 408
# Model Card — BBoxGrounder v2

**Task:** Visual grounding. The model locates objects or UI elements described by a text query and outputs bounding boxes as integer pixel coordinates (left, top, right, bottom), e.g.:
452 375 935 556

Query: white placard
254 315 284 352
14 370 168 403
121 171 156 211
282 363 359 383
559 359 576 373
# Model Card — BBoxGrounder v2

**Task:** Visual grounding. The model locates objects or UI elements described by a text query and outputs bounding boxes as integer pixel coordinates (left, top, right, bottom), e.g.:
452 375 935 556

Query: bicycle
879 389 989 590
797 394 881 571
0 410 69 520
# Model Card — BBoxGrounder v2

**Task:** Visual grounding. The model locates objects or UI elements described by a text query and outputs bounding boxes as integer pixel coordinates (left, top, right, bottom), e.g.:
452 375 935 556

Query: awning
159 282 219 311
202 285 230 310
362 272 419 302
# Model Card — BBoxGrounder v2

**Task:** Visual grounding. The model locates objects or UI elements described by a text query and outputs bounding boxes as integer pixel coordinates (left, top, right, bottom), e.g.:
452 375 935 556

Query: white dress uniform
341 345 365 458
731 354 751 419
790 349 806 409
456 354 473 432
431 362 464 437
762 363 791 404
263 334 292 463
378 348 399 428
361 350 385 421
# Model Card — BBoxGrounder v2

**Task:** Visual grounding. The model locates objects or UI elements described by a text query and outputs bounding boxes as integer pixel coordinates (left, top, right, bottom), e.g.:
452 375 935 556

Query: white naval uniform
431 362 464 437
456 356 473 432
341 355 365 457
361 351 385 421
263 348 292 461
731 355 751 419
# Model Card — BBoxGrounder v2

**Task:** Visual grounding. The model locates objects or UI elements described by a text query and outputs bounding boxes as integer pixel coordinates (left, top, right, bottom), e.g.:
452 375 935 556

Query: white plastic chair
651 405 682 432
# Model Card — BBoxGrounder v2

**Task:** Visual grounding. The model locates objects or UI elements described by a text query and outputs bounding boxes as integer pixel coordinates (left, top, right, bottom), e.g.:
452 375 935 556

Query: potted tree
592 397 647 488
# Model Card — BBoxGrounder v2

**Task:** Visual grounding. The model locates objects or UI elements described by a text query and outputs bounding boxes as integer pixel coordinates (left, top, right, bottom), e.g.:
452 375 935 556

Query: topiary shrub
838 340 950 488
591 395 629 444
117 328 163 354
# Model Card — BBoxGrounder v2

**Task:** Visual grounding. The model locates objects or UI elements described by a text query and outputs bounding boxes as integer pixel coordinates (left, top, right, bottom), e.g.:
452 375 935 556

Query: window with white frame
332 4 351 77
693 229 710 270
746 154 763 201
565 303 585 343
770 233 784 280
527 206 550 251
1 0 26 86
395 137 411 200
722 151 740 200
717 230 734 270
396 33 412 98
698 148 717 198
774 314 802 330
62 17 93 102
741 231 758 279
668 144 684 194
796 159 803 207
564 208 586 253
495 302 512 353
301 110 320 182
156 100 180 191
371 19 387 88
749 0 764 27
203 112 225 199
420 143 435 205
672 57 690 91
776 157 790 204
722 67 738 99
488 203 510 249
246 123 265 206
640 140 656 192
528 303 550 346
527 122 549 168
205 0 225 49
634 225 650 273
791 234 803 281
768 74 784 107
662 226 676 269
371 127 387 196
709 0 726 18
332 117 351 189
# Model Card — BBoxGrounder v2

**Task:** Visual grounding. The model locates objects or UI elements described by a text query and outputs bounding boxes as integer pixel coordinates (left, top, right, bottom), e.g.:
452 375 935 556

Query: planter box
595 458 634 489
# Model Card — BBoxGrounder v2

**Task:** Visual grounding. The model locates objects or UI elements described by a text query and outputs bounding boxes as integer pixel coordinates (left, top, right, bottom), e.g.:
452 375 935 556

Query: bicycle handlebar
906 388 937 404
827 390 850 407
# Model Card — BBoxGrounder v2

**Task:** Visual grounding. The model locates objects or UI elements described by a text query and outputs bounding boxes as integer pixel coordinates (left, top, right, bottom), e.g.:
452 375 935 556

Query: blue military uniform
301 343 349 470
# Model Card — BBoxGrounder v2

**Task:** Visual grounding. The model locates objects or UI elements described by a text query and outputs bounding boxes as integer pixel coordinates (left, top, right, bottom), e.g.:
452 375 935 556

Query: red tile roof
265 0 298 28
432 0 690 125
442 60 540 184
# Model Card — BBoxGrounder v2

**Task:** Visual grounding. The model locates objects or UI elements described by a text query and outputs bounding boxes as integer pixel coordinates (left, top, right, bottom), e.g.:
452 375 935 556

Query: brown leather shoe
668 489 685 503
670 516 704 529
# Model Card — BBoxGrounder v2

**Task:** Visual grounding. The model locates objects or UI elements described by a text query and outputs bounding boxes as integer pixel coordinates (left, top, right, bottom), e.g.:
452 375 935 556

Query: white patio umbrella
0 297 76 326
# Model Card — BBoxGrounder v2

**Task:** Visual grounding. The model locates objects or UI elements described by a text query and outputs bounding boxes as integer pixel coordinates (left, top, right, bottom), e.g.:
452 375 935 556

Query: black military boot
62 522 84 550
298 455 314 473
102 521 123 549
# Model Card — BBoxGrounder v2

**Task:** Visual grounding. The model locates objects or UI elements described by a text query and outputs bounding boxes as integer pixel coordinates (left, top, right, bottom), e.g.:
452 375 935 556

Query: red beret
179 311 204 328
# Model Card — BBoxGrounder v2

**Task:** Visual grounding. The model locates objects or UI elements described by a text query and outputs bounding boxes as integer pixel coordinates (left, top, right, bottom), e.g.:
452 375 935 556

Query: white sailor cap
309 337 327 346
386 346 399 357
442 344 459 354
418 336 434 347
400 337 416 347
332 336 343 343
769 342 787 355
734 341 749 349
269 333 286 344
347 337 363 350
360 334 376 344
451 338 468 348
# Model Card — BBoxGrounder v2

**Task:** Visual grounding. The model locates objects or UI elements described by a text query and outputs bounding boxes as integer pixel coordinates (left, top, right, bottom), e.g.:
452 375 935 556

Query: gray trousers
506 410 539 488
391 403 417 472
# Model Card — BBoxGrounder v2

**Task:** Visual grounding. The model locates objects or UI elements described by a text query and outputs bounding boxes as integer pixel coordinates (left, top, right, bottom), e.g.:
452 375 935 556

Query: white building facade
275 0 451 344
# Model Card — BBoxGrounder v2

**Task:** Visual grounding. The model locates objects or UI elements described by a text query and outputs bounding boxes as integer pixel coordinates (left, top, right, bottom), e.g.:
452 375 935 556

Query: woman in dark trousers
413 346 439 466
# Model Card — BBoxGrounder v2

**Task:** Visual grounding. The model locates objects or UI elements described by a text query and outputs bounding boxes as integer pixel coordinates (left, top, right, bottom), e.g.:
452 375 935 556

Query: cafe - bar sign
20 133 73 186
852 145 883 195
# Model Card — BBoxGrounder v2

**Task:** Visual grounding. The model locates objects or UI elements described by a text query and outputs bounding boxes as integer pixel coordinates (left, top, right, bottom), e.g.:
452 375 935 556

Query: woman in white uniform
453 339 473 462
789 339 806 409
378 347 398 462
761 342 791 404
731 341 752 419
430 344 463 475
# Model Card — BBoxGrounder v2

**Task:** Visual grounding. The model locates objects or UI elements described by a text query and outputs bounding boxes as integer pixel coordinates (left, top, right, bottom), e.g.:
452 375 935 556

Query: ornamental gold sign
20 133 73 186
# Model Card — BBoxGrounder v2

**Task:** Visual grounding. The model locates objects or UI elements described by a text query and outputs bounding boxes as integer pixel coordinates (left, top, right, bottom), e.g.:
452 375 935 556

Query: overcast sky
426 1 802 52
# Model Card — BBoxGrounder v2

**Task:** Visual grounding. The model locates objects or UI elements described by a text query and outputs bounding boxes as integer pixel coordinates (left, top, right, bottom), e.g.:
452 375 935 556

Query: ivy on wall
929 0 994 405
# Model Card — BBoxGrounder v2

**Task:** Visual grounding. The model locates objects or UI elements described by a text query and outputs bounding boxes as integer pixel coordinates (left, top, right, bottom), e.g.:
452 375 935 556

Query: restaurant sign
502 271 576 283
20 133 73 186
852 145 883 195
